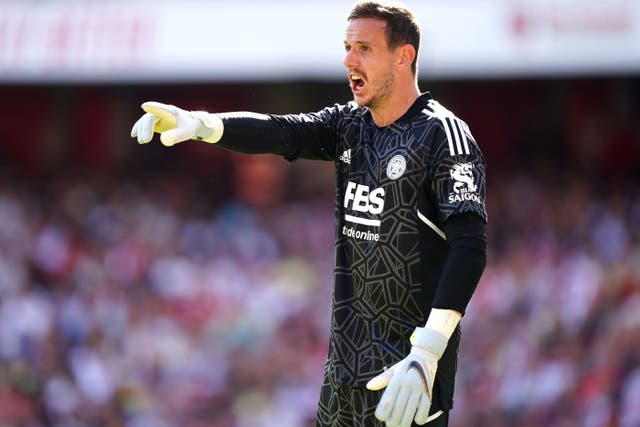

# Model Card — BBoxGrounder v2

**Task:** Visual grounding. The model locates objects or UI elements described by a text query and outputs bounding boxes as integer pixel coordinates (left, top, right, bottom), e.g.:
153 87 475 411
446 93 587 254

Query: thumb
160 127 196 147
366 368 394 391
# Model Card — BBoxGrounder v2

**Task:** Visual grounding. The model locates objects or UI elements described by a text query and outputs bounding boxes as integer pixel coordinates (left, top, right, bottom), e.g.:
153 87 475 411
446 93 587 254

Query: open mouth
349 73 366 93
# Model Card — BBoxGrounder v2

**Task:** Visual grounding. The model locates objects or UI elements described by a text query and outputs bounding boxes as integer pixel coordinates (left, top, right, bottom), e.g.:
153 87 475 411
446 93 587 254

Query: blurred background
0 1 639 426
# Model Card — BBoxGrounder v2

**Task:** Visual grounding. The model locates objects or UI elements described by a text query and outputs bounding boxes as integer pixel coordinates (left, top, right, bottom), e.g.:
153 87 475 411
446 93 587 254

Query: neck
370 81 421 127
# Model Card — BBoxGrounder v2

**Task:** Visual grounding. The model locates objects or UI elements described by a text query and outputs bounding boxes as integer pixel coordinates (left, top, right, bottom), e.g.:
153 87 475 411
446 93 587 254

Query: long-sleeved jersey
217 93 487 404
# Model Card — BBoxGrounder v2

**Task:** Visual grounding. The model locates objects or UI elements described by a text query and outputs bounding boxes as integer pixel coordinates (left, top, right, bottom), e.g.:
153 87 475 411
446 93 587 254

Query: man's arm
131 102 340 161
433 212 487 314
217 111 337 161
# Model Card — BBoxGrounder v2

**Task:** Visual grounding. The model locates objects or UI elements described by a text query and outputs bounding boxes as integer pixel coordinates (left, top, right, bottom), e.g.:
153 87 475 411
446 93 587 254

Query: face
343 18 397 110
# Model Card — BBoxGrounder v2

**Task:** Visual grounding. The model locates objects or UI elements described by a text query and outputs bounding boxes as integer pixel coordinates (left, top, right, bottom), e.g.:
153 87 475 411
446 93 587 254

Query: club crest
386 154 406 180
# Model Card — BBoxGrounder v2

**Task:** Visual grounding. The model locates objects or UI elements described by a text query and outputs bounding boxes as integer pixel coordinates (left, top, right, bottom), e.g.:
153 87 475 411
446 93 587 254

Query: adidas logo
339 149 351 164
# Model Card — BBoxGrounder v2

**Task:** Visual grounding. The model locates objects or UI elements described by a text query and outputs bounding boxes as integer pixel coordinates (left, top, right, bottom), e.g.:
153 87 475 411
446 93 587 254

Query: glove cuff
411 327 448 360
192 111 224 143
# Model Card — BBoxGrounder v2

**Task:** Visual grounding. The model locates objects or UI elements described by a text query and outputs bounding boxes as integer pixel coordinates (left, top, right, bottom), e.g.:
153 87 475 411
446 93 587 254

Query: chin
353 98 366 107
352 94 370 107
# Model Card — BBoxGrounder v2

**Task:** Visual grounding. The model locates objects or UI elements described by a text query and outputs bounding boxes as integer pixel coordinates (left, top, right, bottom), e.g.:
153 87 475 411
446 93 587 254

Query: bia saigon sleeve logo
448 162 482 204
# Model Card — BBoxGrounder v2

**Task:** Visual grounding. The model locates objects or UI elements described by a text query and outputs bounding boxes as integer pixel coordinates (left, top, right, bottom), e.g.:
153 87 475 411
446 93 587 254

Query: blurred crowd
0 168 335 427
0 166 638 427
0 77 639 427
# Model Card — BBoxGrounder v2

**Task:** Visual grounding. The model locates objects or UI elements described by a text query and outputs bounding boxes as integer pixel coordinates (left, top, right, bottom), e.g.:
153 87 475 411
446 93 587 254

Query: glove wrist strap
192 111 224 143
411 328 448 360
410 309 460 359
425 308 461 339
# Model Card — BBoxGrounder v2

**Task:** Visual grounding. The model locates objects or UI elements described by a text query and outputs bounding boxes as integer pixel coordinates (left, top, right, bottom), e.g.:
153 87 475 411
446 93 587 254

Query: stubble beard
364 69 395 113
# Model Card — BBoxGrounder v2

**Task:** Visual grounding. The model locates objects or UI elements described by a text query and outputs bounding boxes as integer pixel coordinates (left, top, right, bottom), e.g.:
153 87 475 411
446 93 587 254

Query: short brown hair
348 1 421 74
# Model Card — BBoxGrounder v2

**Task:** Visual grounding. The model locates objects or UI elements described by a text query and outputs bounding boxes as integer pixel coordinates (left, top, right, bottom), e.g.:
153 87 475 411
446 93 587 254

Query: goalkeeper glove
366 309 460 427
130 101 224 146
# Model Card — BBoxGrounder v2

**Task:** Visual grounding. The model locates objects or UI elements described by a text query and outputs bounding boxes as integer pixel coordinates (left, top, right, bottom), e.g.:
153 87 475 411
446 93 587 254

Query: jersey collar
395 92 433 125
363 92 433 129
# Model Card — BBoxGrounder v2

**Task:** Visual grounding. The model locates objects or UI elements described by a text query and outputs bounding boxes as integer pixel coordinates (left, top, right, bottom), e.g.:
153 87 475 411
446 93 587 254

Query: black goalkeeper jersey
219 93 487 391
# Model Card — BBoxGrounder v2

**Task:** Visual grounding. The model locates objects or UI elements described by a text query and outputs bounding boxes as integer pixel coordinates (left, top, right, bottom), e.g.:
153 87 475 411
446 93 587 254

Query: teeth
351 74 362 81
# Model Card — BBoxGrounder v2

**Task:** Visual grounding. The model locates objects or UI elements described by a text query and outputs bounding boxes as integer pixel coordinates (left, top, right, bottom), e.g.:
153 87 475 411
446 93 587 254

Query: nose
343 49 357 70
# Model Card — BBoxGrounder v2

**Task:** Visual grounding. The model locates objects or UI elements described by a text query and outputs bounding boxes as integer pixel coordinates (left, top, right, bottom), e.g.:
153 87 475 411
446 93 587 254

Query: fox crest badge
386 154 407 180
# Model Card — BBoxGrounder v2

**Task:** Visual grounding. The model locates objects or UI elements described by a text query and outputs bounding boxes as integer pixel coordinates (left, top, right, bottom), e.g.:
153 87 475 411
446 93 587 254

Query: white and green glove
130 101 224 146
366 309 460 427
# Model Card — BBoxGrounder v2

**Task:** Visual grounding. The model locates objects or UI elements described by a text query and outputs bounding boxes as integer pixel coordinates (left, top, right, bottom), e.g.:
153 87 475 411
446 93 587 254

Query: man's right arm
131 101 341 162
217 111 338 161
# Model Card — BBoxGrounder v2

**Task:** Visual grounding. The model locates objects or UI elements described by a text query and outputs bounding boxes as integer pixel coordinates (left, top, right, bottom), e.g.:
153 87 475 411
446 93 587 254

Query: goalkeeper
131 1 487 426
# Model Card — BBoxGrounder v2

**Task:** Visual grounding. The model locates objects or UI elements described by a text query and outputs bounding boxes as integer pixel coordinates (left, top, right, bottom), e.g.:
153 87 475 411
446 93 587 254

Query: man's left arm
434 211 487 315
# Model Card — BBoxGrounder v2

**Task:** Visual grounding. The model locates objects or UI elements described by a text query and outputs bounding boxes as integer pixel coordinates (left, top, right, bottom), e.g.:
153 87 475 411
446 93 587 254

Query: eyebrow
343 40 371 47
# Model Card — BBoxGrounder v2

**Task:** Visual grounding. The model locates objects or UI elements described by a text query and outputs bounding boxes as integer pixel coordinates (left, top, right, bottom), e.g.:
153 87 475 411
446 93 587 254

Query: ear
396 44 416 71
